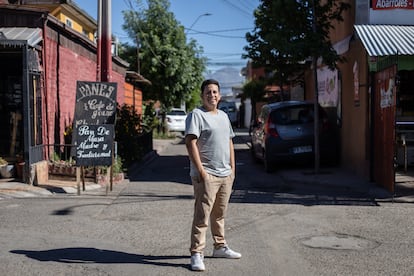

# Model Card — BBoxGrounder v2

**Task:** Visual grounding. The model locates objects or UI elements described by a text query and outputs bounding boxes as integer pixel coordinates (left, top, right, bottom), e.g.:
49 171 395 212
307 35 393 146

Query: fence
45 130 153 176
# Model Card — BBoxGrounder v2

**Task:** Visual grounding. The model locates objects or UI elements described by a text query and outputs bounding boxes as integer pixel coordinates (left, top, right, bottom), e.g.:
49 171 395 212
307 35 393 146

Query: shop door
373 65 397 192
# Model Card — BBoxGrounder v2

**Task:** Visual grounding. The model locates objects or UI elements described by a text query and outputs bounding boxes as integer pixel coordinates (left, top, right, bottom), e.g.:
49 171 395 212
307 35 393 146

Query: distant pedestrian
185 79 241 271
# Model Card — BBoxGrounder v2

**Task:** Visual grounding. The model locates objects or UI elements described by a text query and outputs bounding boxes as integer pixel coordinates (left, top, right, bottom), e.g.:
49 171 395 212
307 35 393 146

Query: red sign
372 0 414 9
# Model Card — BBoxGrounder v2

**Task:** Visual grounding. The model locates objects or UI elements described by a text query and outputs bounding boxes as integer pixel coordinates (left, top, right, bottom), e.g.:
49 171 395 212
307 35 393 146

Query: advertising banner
317 67 338 107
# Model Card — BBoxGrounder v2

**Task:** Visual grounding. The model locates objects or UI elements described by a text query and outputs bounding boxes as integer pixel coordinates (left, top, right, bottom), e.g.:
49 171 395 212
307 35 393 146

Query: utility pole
312 0 320 174
99 0 112 82
96 0 101 81
136 34 140 74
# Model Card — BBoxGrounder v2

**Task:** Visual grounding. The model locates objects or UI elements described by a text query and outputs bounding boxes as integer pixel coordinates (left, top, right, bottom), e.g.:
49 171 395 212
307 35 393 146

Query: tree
243 0 350 85
121 0 206 110
242 78 266 126
244 0 350 173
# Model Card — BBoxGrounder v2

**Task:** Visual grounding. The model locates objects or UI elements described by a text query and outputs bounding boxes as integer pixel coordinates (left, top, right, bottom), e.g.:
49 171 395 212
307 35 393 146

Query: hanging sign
372 0 414 10
317 67 339 107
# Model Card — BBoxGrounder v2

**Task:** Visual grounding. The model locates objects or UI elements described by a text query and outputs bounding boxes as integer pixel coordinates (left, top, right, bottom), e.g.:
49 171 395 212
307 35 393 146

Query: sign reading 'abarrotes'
74 81 117 167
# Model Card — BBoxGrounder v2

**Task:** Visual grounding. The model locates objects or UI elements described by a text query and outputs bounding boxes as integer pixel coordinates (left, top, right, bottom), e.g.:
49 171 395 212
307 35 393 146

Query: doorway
0 50 24 162
394 69 414 199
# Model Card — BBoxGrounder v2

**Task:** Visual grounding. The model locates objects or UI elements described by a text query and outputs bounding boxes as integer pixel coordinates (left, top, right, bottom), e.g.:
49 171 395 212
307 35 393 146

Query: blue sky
75 0 259 73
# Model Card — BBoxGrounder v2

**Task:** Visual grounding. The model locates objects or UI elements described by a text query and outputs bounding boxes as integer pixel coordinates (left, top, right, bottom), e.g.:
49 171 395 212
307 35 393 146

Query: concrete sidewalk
0 178 105 198
0 138 173 199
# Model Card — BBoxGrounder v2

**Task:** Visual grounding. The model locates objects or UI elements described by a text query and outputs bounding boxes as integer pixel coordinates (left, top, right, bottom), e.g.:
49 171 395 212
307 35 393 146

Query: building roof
0 27 42 47
354 25 414 57
125 71 152 85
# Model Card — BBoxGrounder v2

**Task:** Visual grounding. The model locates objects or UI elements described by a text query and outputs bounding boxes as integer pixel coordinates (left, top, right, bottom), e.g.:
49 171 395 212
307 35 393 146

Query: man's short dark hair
201 79 220 93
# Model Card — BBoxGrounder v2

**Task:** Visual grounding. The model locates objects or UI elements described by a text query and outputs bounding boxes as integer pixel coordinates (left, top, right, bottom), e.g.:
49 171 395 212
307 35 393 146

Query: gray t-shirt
185 107 235 177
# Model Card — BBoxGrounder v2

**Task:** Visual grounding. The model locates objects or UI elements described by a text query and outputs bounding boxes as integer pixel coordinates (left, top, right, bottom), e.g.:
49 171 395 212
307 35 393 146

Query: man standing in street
185 79 241 271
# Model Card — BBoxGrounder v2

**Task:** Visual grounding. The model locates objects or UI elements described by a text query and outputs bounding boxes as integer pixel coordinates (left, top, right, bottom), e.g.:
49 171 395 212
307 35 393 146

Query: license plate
292 146 312 154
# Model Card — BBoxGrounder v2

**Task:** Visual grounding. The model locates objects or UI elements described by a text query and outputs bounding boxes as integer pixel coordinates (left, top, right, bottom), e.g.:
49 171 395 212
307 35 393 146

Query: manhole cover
300 233 379 250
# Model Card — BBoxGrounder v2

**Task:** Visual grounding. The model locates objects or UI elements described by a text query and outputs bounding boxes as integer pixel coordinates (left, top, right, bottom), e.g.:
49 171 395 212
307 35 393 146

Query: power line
187 27 253 34
220 0 252 17
186 26 254 39
188 30 245 39
234 0 257 13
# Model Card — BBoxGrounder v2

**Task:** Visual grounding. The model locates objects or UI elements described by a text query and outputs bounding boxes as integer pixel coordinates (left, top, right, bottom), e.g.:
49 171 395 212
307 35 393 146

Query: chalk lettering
97 126 110 136
78 82 115 99
76 150 112 158
92 110 114 120
78 125 94 136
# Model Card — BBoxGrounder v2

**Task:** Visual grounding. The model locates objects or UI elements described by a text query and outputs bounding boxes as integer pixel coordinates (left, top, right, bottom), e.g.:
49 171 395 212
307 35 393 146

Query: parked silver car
219 101 238 126
250 101 337 172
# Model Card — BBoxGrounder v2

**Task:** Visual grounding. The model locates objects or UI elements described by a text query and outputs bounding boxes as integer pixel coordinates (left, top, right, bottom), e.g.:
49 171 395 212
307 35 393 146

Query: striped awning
354 25 414 57
0 27 42 47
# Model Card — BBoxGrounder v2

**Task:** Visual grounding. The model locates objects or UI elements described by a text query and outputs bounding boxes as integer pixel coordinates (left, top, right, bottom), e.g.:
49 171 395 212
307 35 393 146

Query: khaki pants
190 173 234 254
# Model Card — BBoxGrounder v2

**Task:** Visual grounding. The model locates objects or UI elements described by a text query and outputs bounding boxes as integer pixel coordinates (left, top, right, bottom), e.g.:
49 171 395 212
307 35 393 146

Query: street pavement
1 129 414 275
0 128 404 202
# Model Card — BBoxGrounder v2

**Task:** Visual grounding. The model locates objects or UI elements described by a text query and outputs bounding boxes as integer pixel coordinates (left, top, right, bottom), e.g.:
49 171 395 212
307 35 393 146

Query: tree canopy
121 0 206 110
243 0 350 83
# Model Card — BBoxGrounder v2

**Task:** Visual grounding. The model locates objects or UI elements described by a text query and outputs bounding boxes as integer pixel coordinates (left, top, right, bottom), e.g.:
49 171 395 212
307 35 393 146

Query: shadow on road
126 130 379 207
128 154 192 185
233 147 379 206
11 248 189 269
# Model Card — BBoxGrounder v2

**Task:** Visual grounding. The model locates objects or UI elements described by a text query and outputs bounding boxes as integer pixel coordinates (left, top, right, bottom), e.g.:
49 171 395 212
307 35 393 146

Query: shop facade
304 1 414 192
0 6 128 183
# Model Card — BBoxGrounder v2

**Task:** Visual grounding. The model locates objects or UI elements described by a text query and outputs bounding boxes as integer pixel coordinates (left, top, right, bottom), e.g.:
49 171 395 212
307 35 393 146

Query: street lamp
186 13 212 34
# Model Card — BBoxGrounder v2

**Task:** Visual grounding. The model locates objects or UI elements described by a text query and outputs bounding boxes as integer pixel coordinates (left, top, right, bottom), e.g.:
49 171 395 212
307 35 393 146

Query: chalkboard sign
72 81 118 165
74 81 117 127
75 124 114 166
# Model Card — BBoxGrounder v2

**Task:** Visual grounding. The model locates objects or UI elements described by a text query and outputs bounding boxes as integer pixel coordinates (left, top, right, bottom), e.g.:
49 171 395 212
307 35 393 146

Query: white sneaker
212 246 242 259
190 253 205 271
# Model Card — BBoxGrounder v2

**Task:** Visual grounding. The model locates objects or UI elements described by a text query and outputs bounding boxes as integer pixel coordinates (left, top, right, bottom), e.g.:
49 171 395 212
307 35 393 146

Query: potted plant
0 157 15 178
0 157 7 166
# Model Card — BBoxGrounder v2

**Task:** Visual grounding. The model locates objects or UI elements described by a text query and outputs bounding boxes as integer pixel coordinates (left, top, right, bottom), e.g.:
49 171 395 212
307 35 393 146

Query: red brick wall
43 27 128 146
44 32 58 147
111 71 125 105
58 45 96 144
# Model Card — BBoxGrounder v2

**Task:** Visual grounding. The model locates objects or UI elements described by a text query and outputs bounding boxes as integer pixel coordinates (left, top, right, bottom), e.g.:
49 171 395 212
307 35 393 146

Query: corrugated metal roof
354 25 414 57
0 27 42 47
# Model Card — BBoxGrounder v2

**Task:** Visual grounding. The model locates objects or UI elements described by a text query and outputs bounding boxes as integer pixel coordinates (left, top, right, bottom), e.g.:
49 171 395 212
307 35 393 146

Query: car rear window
270 105 315 125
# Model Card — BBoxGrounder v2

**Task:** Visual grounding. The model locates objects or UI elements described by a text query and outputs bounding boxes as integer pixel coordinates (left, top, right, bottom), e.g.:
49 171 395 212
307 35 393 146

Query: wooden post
81 166 85 191
76 166 81 195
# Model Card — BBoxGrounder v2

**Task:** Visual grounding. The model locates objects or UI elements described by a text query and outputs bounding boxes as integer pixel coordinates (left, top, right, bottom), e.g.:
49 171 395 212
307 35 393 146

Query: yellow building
18 0 97 42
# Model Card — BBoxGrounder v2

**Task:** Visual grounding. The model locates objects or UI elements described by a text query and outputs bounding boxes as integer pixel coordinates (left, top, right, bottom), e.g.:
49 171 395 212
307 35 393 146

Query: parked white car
165 108 186 133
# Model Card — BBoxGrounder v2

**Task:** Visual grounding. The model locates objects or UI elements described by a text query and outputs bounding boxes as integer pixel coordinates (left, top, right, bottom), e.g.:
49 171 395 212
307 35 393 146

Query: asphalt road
0 130 413 275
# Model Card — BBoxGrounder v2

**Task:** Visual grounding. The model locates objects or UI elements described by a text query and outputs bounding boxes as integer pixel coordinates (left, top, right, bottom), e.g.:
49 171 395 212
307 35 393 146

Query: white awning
0 27 42 47
354 25 414 57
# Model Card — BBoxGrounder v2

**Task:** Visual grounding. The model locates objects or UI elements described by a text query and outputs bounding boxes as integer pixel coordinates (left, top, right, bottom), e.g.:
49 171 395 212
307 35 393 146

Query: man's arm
185 134 207 180
229 139 235 176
